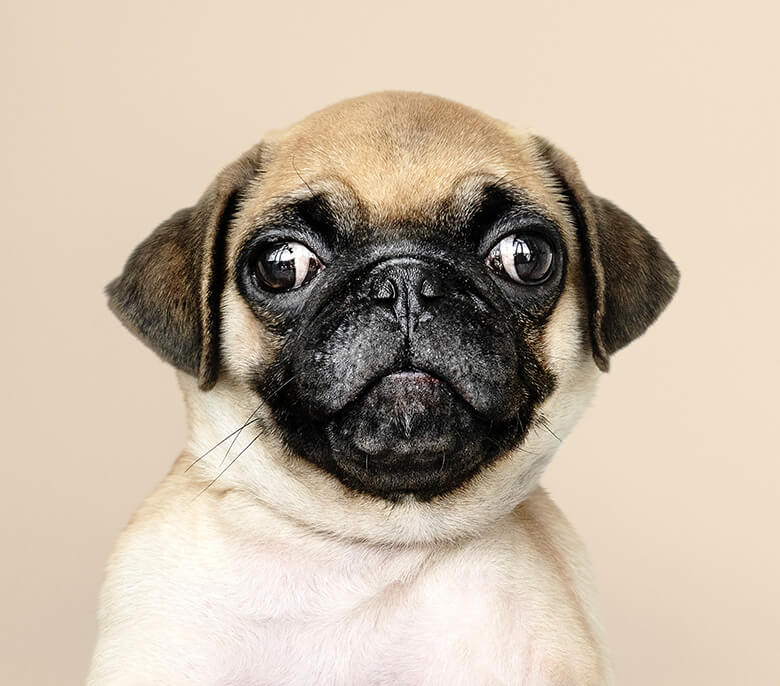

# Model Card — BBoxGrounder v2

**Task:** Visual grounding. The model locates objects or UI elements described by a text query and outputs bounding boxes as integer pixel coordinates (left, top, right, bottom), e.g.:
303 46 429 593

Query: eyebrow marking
460 183 543 246
246 176 552 255
293 195 338 242
249 193 341 247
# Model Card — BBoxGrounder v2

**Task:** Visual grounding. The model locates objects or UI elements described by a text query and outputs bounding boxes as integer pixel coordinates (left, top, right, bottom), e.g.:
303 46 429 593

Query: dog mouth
385 369 442 384
265 354 540 499
324 368 489 497
356 367 449 407
340 369 456 454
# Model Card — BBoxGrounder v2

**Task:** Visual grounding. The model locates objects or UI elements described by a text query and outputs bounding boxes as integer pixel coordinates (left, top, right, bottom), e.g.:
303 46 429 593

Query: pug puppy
88 92 678 685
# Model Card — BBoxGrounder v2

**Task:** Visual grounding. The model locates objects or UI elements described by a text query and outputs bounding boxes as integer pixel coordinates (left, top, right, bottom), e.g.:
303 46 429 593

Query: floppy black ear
107 143 264 389
534 136 680 371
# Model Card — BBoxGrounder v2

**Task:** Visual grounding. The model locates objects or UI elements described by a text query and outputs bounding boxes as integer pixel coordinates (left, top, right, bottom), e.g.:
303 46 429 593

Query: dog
88 92 679 685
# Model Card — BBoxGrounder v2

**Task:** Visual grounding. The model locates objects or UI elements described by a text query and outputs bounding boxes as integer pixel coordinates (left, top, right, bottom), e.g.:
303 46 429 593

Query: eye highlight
486 233 555 285
254 241 324 291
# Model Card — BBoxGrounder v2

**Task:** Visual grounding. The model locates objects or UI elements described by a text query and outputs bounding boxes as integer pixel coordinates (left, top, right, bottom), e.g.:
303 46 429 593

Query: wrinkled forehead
235 96 571 245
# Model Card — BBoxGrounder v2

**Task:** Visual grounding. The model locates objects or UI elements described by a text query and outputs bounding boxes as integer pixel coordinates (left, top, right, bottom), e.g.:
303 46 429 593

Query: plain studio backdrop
2 1 778 684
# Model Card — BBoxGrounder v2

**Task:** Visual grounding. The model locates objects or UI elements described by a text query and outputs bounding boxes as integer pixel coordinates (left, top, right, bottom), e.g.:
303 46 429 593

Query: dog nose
368 259 445 334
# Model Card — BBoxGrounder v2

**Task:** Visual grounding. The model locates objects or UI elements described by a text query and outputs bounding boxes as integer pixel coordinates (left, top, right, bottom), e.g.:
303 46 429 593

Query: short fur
91 92 678 685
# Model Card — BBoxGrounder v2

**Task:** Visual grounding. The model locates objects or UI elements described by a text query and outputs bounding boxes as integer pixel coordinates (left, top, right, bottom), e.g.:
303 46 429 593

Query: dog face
108 93 678 529
233 178 565 500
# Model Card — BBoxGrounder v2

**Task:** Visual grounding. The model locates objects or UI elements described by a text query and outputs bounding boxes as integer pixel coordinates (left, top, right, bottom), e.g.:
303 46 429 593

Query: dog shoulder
87 467 238 684
505 487 614 684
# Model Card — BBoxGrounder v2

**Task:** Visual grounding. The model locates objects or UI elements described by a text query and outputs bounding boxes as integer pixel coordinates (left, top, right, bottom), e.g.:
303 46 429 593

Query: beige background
2 1 778 684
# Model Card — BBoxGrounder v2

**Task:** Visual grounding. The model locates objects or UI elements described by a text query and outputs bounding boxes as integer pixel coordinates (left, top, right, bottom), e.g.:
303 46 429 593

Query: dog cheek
539 278 591 378
220 288 282 381
290 311 403 417
409 302 527 417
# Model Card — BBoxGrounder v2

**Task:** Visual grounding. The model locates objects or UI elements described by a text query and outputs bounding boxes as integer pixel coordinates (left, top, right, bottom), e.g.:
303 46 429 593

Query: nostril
419 278 443 300
370 278 397 303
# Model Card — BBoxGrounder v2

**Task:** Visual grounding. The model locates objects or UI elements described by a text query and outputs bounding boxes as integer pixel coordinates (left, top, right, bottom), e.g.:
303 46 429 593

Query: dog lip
385 369 442 384
328 366 450 417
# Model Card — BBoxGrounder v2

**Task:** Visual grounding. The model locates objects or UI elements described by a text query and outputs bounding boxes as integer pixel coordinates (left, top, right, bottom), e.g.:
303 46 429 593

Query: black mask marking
236 185 566 500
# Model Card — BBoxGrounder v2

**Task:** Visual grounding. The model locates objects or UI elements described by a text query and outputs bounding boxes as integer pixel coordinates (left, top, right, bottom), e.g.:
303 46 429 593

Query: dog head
108 93 678 540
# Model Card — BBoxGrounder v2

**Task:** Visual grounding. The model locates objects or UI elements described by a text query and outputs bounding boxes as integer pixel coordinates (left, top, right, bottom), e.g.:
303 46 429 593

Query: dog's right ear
107 143 264 390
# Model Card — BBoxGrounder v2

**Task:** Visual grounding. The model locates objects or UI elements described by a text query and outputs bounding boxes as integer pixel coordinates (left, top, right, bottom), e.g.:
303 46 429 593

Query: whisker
536 414 561 442
481 430 533 455
513 413 524 439
291 154 315 198
266 374 299 401
195 429 266 498
185 417 264 472
218 374 299 467
219 399 265 467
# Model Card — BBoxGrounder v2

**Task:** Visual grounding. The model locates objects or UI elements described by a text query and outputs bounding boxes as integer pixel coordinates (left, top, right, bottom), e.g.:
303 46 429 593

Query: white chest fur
89 483 610 686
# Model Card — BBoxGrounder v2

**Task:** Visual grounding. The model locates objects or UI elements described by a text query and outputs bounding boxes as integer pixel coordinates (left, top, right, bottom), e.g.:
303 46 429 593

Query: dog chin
326 371 500 500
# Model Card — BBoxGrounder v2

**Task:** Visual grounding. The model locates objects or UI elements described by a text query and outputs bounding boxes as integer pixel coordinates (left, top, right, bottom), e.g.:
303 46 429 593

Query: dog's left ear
533 136 680 371
107 143 264 389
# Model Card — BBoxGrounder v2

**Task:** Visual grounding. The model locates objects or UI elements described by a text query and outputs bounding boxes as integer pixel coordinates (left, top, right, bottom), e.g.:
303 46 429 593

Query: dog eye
254 241 323 291
486 233 554 285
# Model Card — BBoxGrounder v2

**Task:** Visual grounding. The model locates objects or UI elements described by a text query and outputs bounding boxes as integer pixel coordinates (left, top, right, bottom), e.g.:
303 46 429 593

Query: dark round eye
254 241 323 291
486 233 555 284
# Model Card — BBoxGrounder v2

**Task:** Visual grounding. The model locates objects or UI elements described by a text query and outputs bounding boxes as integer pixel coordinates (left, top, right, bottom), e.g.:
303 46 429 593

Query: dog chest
134 521 600 685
